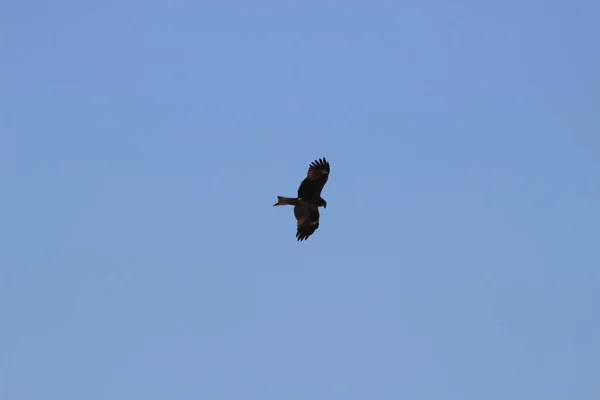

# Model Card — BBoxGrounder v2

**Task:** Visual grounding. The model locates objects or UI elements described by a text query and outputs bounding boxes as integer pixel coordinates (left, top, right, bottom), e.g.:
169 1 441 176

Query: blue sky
2 1 599 399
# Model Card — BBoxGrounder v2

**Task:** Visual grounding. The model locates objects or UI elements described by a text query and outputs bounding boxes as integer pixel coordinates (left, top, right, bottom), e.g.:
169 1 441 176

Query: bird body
273 158 330 241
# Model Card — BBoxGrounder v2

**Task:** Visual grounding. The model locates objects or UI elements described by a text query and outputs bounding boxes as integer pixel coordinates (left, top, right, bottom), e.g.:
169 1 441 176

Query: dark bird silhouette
273 157 330 241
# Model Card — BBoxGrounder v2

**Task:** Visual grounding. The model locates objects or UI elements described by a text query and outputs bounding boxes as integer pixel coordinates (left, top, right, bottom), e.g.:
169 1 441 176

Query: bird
273 157 330 241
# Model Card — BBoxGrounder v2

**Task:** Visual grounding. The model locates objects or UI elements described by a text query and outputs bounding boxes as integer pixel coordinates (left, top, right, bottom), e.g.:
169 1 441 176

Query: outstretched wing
293 203 320 241
297 157 330 201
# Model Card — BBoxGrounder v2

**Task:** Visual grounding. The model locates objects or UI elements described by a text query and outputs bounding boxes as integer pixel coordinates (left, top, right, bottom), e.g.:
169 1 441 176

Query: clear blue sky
2 1 599 399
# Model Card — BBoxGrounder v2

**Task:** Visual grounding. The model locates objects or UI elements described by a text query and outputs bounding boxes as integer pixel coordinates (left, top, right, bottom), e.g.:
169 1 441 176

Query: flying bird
273 157 330 241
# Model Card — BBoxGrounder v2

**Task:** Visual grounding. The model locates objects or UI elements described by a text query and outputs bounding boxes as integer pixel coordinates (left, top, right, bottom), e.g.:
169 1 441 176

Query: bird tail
273 196 300 206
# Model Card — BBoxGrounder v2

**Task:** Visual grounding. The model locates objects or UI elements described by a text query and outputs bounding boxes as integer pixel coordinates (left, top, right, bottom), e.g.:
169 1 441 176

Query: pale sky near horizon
2 1 599 399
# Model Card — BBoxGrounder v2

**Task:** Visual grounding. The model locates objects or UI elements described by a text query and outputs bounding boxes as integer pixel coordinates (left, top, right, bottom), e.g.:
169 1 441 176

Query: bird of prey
273 157 330 241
